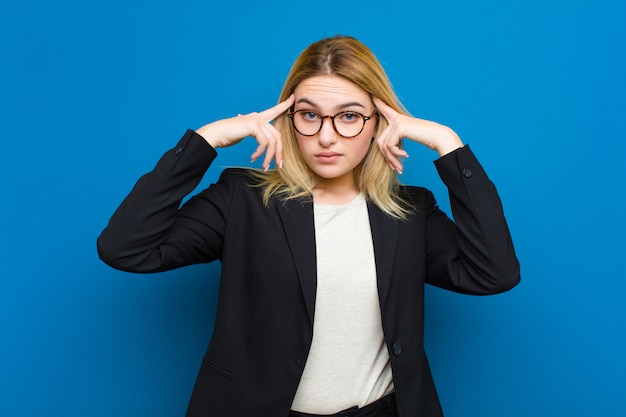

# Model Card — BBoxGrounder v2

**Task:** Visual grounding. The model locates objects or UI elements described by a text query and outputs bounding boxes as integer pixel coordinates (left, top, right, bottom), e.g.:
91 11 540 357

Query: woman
98 36 520 417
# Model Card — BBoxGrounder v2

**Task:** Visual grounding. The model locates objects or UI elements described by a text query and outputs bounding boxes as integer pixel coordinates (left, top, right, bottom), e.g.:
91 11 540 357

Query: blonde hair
254 35 412 219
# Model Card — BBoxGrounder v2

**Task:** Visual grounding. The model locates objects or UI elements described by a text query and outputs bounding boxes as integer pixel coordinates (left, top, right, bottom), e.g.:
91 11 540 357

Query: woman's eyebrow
294 98 317 107
295 98 366 110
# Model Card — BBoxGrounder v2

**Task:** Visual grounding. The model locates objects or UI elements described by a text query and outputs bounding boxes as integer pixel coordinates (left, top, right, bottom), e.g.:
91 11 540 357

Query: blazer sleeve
97 129 233 273
424 145 520 295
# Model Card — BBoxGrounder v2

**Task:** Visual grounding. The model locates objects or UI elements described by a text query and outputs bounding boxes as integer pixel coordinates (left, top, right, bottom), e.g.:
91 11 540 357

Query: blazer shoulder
213 167 264 189
206 168 269 208
399 184 429 195
393 185 438 221
219 167 258 180
398 184 434 204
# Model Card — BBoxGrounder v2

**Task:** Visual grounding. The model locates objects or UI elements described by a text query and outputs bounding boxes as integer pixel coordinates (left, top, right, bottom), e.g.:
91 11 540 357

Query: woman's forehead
294 75 371 109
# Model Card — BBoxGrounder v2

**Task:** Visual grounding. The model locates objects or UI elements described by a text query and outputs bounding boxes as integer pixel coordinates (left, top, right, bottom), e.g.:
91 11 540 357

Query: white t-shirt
291 194 394 414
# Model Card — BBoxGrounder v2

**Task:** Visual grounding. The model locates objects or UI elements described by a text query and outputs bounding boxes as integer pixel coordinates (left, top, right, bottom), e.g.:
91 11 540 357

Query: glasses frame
287 109 378 138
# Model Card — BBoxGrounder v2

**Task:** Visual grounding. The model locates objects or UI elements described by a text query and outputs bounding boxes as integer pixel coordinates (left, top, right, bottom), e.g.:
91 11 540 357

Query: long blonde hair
255 35 412 219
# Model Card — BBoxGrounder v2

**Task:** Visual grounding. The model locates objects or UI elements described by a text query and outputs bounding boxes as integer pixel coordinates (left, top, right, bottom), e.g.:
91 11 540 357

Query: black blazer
97 130 520 417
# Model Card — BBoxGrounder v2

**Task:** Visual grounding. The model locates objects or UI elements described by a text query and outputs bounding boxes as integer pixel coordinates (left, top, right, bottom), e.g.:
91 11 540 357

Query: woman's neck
312 175 359 205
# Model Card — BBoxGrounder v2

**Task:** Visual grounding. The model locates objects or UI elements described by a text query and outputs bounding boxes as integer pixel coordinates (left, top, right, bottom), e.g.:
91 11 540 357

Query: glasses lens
293 111 322 136
334 112 364 137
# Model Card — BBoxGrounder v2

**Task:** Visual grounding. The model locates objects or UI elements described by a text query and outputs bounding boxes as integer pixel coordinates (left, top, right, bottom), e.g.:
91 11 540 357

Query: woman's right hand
196 94 295 171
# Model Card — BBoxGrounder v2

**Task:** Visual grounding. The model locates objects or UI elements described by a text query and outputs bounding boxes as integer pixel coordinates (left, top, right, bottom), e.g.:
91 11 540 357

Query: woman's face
292 75 377 188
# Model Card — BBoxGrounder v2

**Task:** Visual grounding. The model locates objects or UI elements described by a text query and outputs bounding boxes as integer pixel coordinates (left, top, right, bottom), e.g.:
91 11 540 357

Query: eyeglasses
288 110 378 138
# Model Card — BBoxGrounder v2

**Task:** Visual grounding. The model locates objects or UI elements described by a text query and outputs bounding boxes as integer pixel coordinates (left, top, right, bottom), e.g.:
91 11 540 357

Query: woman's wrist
195 124 220 148
434 128 463 156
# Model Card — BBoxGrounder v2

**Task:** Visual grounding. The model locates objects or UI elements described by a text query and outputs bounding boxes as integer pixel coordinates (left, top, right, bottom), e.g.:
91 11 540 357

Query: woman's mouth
315 152 342 162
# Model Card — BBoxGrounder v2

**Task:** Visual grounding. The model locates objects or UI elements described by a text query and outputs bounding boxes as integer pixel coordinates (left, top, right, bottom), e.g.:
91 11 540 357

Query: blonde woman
98 36 520 417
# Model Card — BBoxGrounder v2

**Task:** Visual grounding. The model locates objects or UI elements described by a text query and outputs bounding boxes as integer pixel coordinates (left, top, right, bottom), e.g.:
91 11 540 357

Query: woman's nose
317 117 338 147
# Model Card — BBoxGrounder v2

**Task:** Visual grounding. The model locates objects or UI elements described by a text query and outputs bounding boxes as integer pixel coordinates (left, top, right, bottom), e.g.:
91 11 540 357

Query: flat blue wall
1 1 625 415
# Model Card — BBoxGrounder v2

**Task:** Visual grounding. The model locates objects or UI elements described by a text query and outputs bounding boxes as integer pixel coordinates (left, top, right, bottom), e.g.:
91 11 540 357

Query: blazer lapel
367 201 400 310
275 198 317 323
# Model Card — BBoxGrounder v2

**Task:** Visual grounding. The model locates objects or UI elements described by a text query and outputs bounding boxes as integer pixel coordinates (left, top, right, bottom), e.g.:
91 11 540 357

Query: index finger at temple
261 94 295 122
373 97 397 121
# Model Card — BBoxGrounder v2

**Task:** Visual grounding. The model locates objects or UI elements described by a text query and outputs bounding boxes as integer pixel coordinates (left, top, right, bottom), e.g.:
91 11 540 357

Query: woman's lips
315 152 342 162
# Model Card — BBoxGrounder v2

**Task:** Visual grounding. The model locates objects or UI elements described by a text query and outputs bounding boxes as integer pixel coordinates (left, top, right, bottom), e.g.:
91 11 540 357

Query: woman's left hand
373 97 463 174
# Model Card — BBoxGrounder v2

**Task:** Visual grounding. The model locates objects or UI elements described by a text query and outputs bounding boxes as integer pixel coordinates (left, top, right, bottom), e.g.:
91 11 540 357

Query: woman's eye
339 112 360 123
302 111 319 121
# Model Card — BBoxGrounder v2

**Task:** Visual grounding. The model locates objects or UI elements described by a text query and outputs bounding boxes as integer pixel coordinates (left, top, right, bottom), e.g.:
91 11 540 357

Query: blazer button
392 342 402 356
462 168 472 178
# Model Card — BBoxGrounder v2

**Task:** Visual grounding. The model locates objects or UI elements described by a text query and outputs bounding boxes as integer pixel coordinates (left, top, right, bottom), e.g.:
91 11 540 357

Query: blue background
1 0 625 415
